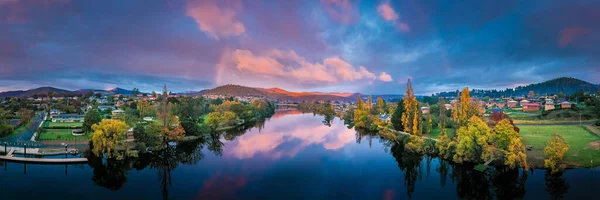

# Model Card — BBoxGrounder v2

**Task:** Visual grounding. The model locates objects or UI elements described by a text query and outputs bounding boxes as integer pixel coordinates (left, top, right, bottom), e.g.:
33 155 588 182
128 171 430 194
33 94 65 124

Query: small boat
69 149 79 155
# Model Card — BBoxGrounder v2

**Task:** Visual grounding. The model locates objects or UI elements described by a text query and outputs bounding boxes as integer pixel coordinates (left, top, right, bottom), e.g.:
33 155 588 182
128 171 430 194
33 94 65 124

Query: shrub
595 119 600 126
0 124 15 137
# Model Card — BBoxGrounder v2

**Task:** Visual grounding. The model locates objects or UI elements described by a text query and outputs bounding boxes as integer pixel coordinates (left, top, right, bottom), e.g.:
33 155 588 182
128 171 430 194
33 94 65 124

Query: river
0 110 598 199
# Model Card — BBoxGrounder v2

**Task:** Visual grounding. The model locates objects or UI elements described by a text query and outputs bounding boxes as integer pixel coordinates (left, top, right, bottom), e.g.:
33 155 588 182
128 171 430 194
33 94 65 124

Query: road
0 112 45 146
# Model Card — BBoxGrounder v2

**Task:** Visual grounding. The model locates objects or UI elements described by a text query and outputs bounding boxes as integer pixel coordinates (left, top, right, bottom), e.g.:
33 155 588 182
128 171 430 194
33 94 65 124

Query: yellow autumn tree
138 100 153 118
91 119 130 159
402 79 421 135
453 116 493 163
544 134 570 173
493 119 528 169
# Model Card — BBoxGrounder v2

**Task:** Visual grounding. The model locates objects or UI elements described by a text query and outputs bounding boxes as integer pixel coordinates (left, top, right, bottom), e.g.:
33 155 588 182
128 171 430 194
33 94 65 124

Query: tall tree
19 108 33 125
438 98 447 136
392 100 405 131
131 88 140 96
544 134 570 174
366 95 373 112
355 95 364 110
402 79 420 135
376 97 386 114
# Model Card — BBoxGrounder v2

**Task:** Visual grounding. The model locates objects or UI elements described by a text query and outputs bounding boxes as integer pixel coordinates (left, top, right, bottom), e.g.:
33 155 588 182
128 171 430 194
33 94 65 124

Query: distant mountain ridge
434 77 600 97
1 77 595 100
200 85 359 101
0 87 134 98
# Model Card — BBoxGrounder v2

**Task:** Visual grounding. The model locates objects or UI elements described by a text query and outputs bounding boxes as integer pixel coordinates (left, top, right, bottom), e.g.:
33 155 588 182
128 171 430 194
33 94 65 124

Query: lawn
426 128 456 139
5 126 28 138
519 125 600 168
38 129 90 141
43 121 83 128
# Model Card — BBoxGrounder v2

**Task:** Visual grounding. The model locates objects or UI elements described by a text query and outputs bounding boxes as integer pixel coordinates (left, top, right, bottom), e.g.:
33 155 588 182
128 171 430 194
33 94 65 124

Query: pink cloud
376 2 410 33
321 0 359 24
0 0 71 23
227 48 390 84
558 26 590 47
232 49 286 76
377 2 398 21
396 23 410 32
186 0 245 39
378 72 393 82
224 113 356 159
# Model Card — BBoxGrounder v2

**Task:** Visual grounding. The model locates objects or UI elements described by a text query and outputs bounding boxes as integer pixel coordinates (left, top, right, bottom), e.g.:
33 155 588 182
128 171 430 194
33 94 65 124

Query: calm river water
0 110 598 199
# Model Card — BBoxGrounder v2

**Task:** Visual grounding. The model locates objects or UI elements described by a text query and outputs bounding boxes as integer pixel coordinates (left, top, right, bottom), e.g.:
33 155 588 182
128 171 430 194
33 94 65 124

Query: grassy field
38 129 90 141
43 121 83 128
519 125 600 168
426 128 456 139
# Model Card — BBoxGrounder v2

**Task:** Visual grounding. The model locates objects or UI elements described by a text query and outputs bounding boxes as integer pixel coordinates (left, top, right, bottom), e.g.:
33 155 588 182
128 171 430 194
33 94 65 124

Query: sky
1 0 599 95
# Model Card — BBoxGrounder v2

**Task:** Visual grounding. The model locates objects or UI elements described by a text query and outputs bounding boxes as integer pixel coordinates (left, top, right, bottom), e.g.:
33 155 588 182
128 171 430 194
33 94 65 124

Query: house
522 103 541 112
126 128 135 140
51 114 84 122
507 100 518 108
444 104 452 110
561 102 571 109
544 99 555 111
98 105 115 111
49 109 61 117
491 108 504 113
111 109 125 118
421 107 429 114
520 100 530 106
116 100 125 107
496 103 506 108
378 114 390 123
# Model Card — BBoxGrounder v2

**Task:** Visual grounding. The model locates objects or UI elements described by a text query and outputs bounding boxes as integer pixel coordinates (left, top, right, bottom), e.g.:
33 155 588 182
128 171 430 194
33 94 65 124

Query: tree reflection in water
390 139 530 200
87 136 216 200
545 171 569 200
83 113 573 200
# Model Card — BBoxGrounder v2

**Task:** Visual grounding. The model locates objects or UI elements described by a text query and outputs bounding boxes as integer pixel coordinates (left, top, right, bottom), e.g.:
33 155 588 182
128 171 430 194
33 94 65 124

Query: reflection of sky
223 113 355 159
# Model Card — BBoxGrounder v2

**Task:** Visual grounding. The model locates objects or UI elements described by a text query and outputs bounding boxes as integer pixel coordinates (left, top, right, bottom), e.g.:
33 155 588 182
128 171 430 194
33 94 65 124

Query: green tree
392 100 405 131
19 108 33 125
91 119 131 159
83 109 102 133
544 133 570 174
131 88 140 96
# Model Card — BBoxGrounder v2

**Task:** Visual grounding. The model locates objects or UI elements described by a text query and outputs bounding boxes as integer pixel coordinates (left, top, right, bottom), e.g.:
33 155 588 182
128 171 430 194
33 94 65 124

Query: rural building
522 103 541 112
51 114 84 122
496 103 506 108
444 104 452 110
126 128 135 140
561 102 571 109
491 108 503 113
421 107 429 114
507 100 518 108
378 114 390 123
111 109 125 117
98 105 115 111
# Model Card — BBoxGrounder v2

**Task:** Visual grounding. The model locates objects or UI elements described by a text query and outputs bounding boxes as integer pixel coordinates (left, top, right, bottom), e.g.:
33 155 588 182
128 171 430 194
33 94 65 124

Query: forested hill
434 77 600 97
